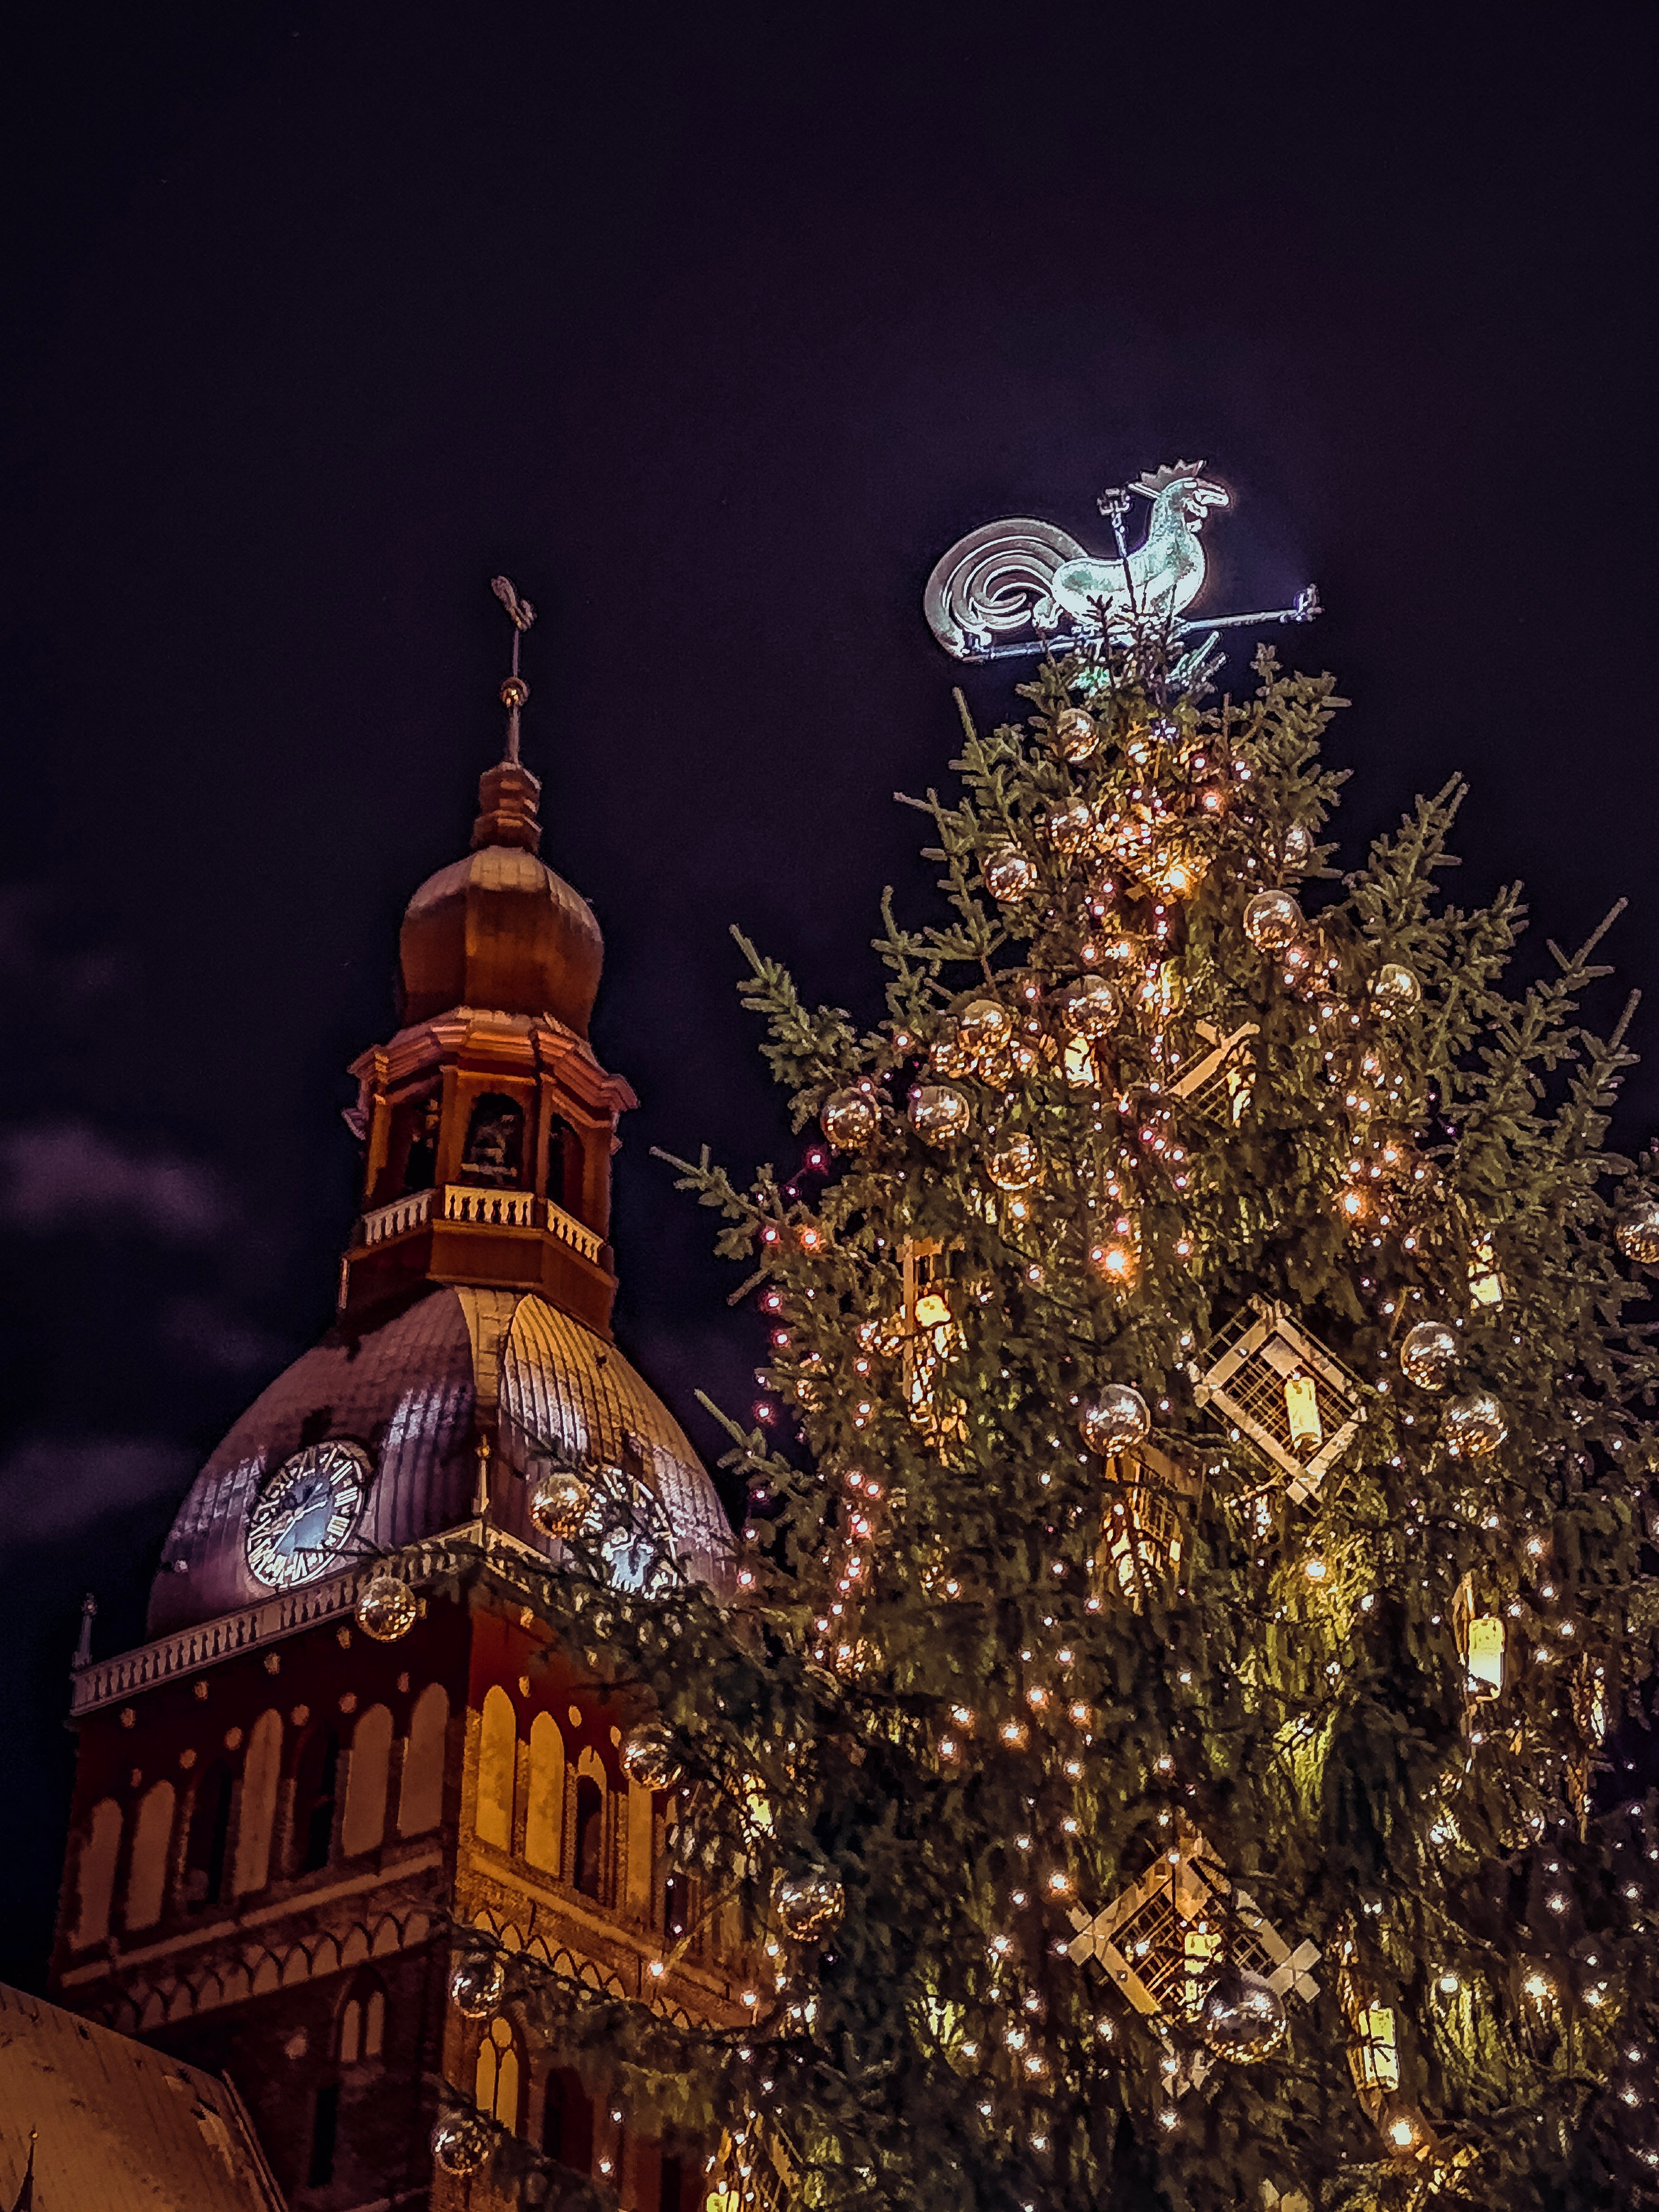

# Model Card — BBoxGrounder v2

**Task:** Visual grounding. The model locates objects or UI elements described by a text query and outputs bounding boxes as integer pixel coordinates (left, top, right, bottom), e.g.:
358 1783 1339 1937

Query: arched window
476 1684 517 1852
574 1776 604 1900
475 2016 523 2132
461 1094 525 1188
401 1093 441 1195
545 1113 573 1211
398 1683 448 1835
232 1709 283 1895
543 2067 594 2171
182 1763 234 1912
125 1780 175 1932
338 1971 386 2066
525 1711 565 1874
293 1727 341 1874
72 1798 122 1949
308 2082 340 2187
341 1703 392 1855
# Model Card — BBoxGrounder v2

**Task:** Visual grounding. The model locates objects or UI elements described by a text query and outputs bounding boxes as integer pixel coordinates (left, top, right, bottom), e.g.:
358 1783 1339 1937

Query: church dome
147 1286 733 1637
396 760 604 1034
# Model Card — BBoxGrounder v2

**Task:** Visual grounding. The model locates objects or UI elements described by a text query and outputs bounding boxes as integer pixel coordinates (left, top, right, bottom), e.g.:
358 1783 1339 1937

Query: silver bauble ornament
908 1084 971 1144
1399 1319 1460 1391
1444 1389 1507 1458
354 1570 417 1643
1080 1383 1151 1455
775 1866 845 1941
1047 799 1098 859
432 2114 492 2176
985 1133 1042 1191
529 1464 594 1541
1371 962 1423 1017
1243 888 1304 951
1616 1195 1659 1264
449 1952 506 2019
820 1086 878 1151
982 846 1037 903
956 997 1013 1058
1050 707 1099 763
620 1720 683 1792
1054 975 1121 1041
1282 823 1312 867
1198 1966 1287 2062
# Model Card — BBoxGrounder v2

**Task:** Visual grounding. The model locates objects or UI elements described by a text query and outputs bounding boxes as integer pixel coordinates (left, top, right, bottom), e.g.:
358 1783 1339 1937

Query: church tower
49 587 739 2208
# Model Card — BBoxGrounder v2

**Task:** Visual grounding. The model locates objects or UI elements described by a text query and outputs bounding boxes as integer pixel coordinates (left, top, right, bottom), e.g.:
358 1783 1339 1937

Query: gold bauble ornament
775 1866 845 1941
354 1570 417 1643
1616 1195 1659 1264
908 1084 971 1143
529 1464 593 1540
956 997 1013 1057
1282 823 1312 867
1243 888 1303 951
985 1134 1042 1191
1198 1966 1287 2062
930 1018 971 1078
1444 1389 1507 1458
1054 975 1121 1040
982 846 1037 903
1399 1319 1459 1390
1050 707 1099 763
1371 962 1423 1016
820 1086 878 1151
450 1952 506 2019
620 1720 683 1792
1080 1383 1151 1454
432 2115 492 2176
1047 799 1098 859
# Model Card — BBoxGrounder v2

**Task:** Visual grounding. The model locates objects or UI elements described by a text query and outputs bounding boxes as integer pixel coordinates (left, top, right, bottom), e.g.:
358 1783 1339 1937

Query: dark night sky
2 3 1656 1983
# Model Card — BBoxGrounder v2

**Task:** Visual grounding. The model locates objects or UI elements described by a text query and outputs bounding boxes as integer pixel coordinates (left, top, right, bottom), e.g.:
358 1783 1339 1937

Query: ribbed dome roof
148 1287 732 1636
395 759 604 1034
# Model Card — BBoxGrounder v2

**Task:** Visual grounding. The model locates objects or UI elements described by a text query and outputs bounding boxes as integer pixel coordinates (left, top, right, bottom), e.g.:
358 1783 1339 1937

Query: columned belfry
341 581 631 1336
49 584 737 2210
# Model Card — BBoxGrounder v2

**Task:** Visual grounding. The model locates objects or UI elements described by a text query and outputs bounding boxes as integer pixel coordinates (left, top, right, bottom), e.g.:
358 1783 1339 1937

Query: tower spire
472 575 544 853
490 573 536 766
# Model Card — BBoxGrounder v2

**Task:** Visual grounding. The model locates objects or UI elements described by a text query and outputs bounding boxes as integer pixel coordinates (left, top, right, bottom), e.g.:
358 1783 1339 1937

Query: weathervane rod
489 574 537 766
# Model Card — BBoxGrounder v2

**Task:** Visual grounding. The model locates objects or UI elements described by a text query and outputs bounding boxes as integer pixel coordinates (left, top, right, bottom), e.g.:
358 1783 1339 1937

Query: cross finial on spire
490 574 537 765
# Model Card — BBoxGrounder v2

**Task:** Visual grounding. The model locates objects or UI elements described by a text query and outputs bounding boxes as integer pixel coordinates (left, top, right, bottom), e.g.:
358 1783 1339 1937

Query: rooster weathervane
923 463 1319 673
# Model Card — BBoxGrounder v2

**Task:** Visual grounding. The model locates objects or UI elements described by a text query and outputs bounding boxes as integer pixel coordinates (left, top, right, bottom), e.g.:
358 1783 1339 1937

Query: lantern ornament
1191 1299 1362 1505
1065 1822 1319 2079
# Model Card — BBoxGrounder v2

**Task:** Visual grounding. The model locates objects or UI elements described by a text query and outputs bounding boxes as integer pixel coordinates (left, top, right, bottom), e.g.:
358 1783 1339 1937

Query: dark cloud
0 1122 229 1243
160 1295 290 1377
0 1433 193 1549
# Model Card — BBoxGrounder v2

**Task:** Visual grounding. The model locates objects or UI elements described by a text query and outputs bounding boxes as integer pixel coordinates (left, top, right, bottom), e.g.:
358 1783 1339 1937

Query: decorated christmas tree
468 610 1659 2211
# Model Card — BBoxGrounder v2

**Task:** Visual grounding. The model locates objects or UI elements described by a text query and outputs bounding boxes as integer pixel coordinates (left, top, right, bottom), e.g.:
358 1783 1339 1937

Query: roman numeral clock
244 1441 370 1589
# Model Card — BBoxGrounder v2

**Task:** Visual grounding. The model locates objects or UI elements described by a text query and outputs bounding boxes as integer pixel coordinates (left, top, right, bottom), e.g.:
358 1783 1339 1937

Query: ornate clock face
245 1441 369 1590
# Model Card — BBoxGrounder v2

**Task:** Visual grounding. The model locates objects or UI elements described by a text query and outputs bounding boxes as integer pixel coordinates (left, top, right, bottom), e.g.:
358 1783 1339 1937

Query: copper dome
149 1286 733 1637
396 760 604 1034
